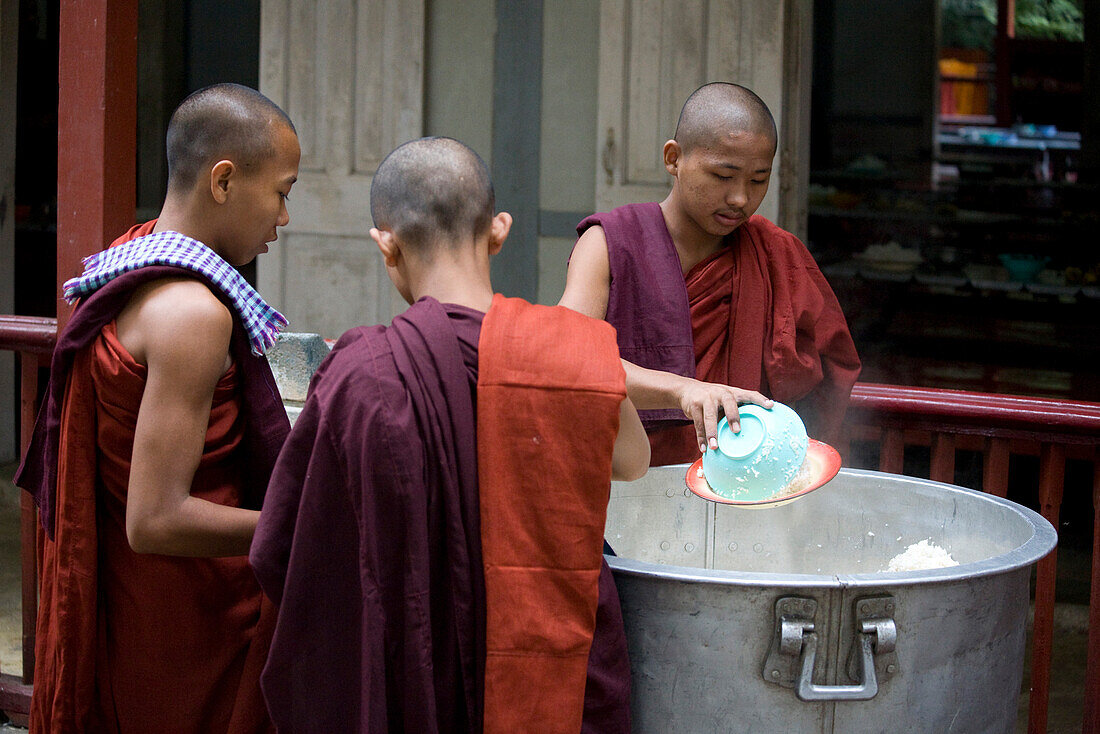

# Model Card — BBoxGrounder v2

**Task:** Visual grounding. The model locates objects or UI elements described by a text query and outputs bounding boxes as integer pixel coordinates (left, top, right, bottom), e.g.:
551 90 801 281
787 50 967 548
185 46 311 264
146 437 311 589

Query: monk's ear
663 140 682 176
487 212 512 255
370 227 402 267
210 160 234 204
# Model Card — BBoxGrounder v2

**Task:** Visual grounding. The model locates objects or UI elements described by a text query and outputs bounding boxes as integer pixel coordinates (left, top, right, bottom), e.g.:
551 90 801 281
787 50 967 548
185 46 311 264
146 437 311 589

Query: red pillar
56 0 138 330
994 0 1015 126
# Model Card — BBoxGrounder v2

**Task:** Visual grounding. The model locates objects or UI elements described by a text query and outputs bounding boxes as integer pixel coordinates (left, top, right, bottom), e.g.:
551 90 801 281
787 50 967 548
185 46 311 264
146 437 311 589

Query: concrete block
266 332 331 414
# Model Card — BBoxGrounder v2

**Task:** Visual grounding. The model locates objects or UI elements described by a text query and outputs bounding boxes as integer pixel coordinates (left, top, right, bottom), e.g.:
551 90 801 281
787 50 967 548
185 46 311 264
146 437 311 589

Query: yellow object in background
939 57 990 116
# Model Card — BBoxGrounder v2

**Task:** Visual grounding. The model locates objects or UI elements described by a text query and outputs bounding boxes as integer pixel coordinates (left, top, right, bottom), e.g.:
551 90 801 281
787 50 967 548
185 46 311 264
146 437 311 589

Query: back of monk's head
370 136 494 255
166 83 296 192
674 82 777 155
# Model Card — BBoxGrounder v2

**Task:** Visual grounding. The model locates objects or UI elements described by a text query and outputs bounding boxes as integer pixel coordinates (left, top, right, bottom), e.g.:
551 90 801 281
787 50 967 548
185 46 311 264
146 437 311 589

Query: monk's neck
154 197 223 256
411 256 495 313
658 199 731 275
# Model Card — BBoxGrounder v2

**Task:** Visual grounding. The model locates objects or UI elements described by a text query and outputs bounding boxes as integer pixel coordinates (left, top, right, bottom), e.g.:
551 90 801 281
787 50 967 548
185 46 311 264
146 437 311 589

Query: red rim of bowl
684 439 842 507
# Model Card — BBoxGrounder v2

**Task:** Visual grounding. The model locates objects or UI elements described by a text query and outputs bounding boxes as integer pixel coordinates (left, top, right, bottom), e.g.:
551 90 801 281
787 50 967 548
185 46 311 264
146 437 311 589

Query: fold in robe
252 295 629 733
577 204 861 466
17 220 287 733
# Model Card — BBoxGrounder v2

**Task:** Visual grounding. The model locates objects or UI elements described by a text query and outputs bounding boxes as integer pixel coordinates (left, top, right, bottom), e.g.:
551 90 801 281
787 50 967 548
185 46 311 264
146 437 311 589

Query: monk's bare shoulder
117 277 233 371
559 224 610 320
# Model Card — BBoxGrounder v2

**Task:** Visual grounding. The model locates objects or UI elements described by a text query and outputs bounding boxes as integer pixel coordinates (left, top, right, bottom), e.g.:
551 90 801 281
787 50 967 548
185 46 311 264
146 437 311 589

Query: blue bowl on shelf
998 253 1049 283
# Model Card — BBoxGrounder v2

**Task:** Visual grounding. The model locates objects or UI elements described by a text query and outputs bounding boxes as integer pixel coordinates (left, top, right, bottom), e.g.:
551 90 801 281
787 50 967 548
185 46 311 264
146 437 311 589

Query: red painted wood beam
0 316 57 355
849 383 1100 442
56 0 138 330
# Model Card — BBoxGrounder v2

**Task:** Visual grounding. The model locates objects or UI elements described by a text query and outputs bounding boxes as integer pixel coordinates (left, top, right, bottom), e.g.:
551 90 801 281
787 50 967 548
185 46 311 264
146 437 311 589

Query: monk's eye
712 172 732 181
751 179 767 185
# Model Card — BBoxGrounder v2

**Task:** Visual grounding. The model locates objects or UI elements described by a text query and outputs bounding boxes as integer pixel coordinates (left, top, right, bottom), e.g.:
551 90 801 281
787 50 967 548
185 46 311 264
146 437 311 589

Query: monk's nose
726 185 748 209
278 202 290 227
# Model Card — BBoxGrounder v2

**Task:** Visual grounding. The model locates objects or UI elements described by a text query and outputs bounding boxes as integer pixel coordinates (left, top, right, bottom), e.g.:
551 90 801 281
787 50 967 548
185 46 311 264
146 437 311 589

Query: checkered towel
63 230 288 356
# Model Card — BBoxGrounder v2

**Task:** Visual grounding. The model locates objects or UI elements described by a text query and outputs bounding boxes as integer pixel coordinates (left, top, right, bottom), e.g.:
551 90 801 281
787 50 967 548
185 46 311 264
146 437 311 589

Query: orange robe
478 295 626 733
30 322 274 733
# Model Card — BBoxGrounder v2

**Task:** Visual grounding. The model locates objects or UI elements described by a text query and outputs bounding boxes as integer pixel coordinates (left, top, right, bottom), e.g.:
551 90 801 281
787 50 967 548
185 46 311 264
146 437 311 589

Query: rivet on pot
666 488 676 498
771 670 781 679
728 542 738 552
660 541 670 551
753 543 764 553
860 603 870 614
887 664 897 674
685 543 696 552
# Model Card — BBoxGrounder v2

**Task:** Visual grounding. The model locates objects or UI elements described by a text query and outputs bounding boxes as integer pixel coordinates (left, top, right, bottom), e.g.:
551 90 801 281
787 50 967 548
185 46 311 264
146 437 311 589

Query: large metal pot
605 467 1056 734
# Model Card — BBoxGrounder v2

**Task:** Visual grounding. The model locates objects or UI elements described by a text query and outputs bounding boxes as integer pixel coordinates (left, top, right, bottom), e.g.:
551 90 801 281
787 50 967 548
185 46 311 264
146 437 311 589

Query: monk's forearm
127 497 260 557
621 358 773 453
611 398 650 481
621 359 691 412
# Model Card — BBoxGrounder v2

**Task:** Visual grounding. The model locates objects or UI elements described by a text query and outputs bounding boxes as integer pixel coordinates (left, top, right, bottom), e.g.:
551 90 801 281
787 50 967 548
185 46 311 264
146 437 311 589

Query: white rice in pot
886 539 959 572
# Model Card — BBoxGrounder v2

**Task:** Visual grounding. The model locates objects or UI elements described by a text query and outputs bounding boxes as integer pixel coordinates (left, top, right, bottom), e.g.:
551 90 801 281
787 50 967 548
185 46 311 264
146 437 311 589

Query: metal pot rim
605 468 1057 588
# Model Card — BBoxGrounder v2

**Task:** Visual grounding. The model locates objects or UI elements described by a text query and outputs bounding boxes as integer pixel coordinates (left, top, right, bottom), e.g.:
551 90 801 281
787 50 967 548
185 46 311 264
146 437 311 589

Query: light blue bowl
701 403 809 501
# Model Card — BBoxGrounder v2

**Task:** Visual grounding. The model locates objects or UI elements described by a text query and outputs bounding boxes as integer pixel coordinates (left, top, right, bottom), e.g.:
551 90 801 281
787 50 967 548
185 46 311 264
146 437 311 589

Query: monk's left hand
677 379 772 454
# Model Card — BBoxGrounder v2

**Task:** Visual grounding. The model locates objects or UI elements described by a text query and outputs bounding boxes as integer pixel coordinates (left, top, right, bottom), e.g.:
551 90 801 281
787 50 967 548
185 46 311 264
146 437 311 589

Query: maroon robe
577 203 862 464
251 296 630 732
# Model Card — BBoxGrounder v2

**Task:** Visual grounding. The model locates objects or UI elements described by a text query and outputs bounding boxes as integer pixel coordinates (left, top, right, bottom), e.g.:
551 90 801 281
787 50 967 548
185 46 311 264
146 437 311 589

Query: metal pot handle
763 596 899 701
794 619 894 701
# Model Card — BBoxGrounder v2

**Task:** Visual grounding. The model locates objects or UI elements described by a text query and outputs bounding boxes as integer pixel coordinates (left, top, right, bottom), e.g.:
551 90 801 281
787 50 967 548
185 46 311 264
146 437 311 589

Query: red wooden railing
0 341 1097 730
0 315 55 723
843 383 1100 734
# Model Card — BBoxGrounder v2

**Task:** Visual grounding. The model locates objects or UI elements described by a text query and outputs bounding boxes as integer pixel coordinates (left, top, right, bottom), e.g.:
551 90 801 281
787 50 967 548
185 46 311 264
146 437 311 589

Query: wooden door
258 0 424 337
596 0 812 237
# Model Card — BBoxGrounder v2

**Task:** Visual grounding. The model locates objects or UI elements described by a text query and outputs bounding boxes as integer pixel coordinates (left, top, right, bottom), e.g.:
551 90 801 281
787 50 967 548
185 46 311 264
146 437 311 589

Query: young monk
561 82 861 465
16 83 299 732
250 136 649 733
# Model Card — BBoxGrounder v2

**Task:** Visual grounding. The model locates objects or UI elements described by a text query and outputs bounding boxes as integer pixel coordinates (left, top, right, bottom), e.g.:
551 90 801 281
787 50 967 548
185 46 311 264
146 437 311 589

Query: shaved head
370 137 495 254
166 83 296 191
674 82 777 155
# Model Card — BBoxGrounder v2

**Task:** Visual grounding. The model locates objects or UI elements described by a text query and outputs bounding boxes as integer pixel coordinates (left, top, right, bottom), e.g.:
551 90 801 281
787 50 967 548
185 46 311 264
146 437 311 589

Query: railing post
1028 442 1064 734
880 428 904 474
1083 450 1100 734
983 437 1011 498
18 354 37 684
930 433 956 484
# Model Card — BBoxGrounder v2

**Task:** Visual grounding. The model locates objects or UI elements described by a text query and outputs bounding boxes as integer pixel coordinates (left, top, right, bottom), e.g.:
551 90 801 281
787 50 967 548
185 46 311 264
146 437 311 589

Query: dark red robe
577 204 862 465
16 221 287 732
251 295 630 733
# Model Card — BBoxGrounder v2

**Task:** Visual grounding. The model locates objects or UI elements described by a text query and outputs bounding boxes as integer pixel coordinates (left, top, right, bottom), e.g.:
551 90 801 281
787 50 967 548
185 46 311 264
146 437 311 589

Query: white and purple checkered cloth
63 230 288 356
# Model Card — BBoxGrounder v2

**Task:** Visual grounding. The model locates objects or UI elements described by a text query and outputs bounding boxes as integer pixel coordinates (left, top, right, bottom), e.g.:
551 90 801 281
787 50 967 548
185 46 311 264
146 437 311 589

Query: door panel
258 0 424 337
597 0 811 236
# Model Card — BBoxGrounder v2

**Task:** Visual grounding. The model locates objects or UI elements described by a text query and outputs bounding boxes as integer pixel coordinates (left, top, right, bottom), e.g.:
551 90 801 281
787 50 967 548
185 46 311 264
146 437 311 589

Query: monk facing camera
17 83 298 733
562 81 861 465
251 136 649 733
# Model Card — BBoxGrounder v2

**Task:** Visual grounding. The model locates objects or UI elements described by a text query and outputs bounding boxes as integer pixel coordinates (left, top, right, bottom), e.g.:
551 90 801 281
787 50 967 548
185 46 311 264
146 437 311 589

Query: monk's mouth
715 213 743 227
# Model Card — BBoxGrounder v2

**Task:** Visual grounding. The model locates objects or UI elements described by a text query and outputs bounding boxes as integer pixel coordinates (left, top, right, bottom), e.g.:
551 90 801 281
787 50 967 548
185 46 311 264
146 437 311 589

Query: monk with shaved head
18 83 299 732
562 82 861 464
250 136 649 733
